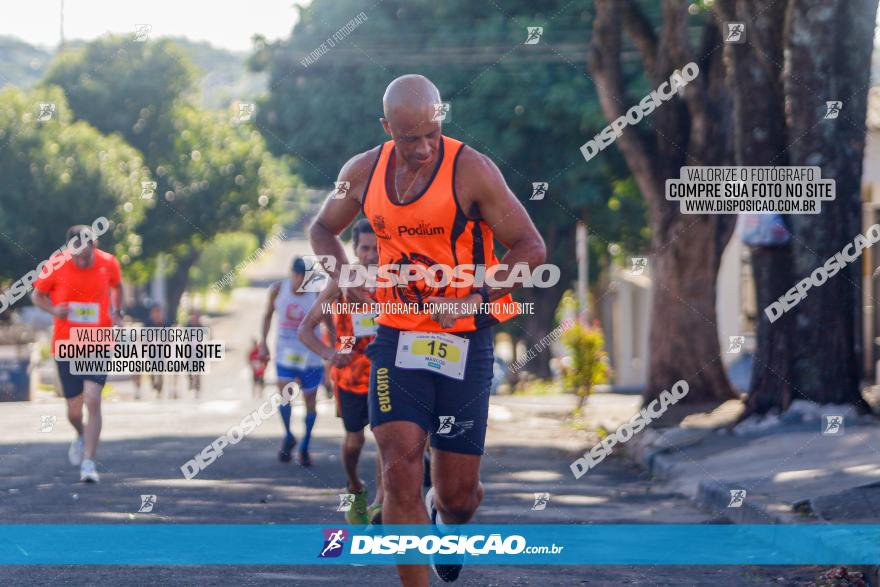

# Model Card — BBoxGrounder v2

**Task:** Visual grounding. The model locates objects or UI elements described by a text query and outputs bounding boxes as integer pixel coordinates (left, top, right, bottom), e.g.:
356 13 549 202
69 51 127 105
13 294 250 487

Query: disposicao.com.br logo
321 529 564 558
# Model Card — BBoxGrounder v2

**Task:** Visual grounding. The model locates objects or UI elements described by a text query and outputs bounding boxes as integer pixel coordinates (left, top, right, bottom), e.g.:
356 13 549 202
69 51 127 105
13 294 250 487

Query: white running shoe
68 437 84 466
80 459 100 483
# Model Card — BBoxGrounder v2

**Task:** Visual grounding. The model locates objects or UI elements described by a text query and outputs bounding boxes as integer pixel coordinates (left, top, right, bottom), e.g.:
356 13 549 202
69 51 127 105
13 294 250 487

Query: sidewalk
587 388 880 524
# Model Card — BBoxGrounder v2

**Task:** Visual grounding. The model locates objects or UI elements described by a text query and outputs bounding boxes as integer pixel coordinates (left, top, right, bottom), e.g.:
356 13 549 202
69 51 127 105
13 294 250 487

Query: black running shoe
297 450 312 467
425 487 463 583
278 435 296 462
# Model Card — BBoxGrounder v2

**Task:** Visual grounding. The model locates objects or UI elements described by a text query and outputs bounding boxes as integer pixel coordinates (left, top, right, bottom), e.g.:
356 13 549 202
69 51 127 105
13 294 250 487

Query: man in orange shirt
310 75 546 585
32 224 124 483
300 219 384 525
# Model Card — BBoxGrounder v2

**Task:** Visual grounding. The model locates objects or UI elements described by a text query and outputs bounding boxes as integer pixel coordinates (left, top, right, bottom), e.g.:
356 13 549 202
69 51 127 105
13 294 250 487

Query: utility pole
60 0 65 47
576 222 588 322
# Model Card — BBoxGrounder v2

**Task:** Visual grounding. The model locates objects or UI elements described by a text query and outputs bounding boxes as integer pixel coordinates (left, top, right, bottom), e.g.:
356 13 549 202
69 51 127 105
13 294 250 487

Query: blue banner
0 524 877 565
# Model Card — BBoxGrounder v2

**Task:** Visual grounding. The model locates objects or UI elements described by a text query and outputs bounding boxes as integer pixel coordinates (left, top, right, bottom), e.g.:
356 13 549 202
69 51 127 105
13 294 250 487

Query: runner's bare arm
457 146 547 300
259 282 280 358
31 290 66 319
323 310 336 343
110 284 123 325
309 147 381 285
299 280 339 361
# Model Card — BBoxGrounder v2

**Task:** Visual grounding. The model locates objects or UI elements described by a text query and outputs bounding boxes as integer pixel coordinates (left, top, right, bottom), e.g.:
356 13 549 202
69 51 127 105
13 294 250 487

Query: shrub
561 321 610 414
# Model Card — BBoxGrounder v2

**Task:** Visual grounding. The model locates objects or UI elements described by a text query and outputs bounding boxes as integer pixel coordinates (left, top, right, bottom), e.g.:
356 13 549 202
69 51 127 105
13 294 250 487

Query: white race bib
278 342 308 369
395 331 469 380
67 302 100 324
352 312 378 338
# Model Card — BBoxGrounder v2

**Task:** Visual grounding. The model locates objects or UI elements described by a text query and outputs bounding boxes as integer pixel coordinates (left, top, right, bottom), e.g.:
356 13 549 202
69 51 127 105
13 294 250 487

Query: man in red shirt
32 225 124 483
248 338 269 398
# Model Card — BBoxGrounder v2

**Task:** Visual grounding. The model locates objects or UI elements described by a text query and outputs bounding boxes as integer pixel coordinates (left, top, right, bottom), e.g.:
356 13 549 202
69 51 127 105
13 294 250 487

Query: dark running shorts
336 387 369 433
365 325 494 456
56 359 107 399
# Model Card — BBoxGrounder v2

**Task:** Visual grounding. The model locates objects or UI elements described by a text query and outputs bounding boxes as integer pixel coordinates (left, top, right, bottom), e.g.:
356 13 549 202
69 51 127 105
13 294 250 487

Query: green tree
251 0 648 375
0 86 146 280
131 103 295 312
589 0 738 405
43 36 296 318
188 232 260 291
43 36 197 161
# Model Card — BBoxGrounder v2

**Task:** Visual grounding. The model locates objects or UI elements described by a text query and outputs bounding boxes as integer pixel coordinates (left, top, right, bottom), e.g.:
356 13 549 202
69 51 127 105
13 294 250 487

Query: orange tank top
330 291 374 394
362 135 517 332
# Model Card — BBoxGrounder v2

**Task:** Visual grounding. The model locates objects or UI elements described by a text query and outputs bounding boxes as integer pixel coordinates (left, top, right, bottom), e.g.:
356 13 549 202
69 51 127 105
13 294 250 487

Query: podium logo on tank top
398 222 445 237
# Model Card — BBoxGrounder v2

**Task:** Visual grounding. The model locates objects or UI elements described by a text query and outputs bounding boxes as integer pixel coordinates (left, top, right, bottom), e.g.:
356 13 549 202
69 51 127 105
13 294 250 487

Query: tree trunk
646 221 735 403
781 0 876 410
515 221 566 379
165 247 200 324
718 0 795 416
523 284 565 379
728 0 876 413
747 246 796 413
590 0 737 407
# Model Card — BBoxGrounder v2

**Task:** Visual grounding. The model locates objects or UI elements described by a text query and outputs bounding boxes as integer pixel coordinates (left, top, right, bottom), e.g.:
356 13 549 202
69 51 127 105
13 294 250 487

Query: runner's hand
330 352 353 368
52 303 69 320
427 294 481 329
258 341 271 362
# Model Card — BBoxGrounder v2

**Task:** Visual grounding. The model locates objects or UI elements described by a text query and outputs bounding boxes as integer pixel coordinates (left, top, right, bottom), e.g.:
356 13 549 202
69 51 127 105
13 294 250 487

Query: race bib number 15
395 332 469 380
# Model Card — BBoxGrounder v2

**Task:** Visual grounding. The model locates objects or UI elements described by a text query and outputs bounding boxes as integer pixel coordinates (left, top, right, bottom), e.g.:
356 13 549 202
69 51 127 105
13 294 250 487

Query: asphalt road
0 389 824 586
0 239 824 585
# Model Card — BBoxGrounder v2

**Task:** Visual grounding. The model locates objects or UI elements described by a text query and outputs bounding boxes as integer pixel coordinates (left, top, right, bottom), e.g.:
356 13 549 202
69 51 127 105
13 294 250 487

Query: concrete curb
620 427 660 470
621 428 694 484
625 436 880 584
621 428 786 524
694 479 786 524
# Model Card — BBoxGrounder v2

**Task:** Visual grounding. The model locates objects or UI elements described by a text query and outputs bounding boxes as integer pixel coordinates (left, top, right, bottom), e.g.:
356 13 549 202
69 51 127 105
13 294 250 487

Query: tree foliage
42 36 296 315
43 36 197 161
0 86 147 279
188 231 260 291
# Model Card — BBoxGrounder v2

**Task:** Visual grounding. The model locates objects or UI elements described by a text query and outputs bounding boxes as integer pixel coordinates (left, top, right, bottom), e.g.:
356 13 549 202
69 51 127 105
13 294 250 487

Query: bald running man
310 74 545 586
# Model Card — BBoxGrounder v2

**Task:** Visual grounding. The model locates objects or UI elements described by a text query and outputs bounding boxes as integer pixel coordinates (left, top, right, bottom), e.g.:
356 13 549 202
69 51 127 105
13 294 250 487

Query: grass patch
516 379 565 396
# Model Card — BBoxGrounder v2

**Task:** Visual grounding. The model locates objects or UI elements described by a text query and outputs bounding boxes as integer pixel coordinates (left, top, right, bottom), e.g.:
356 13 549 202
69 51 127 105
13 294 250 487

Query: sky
2 0 311 52
5 2 880 55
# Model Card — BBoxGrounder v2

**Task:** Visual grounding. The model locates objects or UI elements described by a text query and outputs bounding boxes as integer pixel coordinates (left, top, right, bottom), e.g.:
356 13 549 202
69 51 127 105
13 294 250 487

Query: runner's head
381 74 442 168
351 219 378 267
290 256 307 291
65 225 96 269
149 303 164 324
